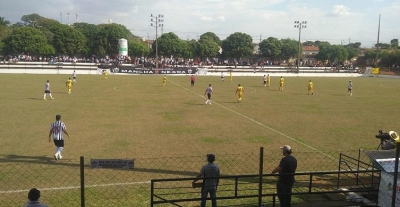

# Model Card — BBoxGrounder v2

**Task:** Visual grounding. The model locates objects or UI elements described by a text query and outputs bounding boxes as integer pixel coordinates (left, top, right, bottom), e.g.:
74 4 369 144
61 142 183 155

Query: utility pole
150 14 164 69
375 14 381 67
294 21 307 73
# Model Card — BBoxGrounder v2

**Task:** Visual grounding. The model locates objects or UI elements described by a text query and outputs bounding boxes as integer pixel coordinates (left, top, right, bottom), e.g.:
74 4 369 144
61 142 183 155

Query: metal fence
0 148 376 207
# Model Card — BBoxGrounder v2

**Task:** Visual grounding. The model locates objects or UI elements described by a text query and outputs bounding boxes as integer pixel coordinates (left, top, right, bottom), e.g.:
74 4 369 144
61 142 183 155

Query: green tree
3 27 54 55
94 23 132 56
199 32 221 45
302 40 315 46
73 22 99 56
128 40 150 57
153 32 188 57
187 39 197 58
51 24 86 55
221 32 253 59
259 37 282 58
280 38 299 59
197 36 219 60
390 39 399 49
0 17 11 54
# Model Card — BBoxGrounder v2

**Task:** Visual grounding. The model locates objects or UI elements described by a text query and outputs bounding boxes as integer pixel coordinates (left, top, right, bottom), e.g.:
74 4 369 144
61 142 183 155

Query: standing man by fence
193 154 220 207
272 145 297 207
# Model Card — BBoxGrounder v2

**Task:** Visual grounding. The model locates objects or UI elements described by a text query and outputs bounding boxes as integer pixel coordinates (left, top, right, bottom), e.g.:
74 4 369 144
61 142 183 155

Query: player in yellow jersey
66 77 73 94
308 80 314 95
279 76 284 91
267 74 271 87
162 75 167 86
102 70 109 79
229 72 233 82
235 84 244 103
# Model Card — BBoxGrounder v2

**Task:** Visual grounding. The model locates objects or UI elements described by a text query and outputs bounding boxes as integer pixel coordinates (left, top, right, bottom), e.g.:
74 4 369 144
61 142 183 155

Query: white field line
0 181 150 194
169 79 336 161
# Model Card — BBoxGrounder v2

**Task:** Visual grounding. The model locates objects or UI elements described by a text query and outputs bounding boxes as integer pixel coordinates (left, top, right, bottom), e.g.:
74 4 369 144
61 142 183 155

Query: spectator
23 188 48 207
272 145 297 207
193 154 220 207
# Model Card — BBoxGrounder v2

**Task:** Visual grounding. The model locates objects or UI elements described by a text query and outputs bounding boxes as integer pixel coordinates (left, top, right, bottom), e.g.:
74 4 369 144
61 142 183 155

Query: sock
44 94 46 99
57 147 63 154
50 94 53 98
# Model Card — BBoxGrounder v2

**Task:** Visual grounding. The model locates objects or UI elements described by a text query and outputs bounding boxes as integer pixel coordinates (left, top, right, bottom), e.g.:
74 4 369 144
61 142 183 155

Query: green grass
0 74 399 206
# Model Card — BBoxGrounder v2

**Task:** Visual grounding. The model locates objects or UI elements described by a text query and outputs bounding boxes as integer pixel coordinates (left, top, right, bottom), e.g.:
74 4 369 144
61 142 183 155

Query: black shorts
191 80 194 84
53 139 65 147
263 81 266 84
207 93 212 99
44 90 51 93
73 77 76 79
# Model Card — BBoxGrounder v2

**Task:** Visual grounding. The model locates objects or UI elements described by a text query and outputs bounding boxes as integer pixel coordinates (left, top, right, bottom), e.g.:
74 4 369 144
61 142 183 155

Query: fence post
80 156 85 207
337 153 342 189
391 142 400 207
150 180 154 207
258 147 264 207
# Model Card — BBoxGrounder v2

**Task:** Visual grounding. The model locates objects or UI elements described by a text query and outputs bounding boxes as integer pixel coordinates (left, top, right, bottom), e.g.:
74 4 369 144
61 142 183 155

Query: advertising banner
117 66 196 75
90 159 134 169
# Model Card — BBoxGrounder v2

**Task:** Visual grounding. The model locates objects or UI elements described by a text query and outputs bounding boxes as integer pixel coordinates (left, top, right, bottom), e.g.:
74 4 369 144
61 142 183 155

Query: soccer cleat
58 154 63 160
54 154 58 160
44 98 47 100
51 98 54 100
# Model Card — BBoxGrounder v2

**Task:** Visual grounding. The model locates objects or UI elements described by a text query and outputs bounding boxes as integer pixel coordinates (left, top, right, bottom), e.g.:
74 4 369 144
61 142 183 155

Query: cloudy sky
1 0 399 47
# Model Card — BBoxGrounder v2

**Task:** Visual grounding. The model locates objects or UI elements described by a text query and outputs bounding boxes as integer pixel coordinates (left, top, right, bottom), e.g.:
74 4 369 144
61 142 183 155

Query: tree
153 32 188 57
197 36 219 60
199 32 221 45
280 38 299 59
73 22 99 56
3 27 54 56
51 24 86 55
221 32 253 59
259 37 282 58
302 41 315 46
94 23 132 56
0 17 10 27
316 44 349 65
187 39 197 58
128 40 150 57
390 39 399 49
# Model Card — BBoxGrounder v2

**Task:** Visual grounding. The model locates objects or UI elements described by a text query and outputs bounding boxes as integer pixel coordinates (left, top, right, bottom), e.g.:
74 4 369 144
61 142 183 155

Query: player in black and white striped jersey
48 115 70 160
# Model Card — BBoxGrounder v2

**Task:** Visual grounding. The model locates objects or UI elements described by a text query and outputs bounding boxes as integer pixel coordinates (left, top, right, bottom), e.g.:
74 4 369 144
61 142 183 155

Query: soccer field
0 73 399 206
0 74 399 159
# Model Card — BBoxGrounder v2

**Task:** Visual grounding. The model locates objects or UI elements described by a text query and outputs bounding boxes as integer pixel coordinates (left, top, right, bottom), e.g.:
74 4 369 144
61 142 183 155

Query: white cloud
330 5 352 17
201 16 213 21
216 16 225 22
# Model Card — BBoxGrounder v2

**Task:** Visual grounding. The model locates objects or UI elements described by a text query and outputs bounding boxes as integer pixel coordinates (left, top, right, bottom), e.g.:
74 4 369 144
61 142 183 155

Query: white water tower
118 38 128 56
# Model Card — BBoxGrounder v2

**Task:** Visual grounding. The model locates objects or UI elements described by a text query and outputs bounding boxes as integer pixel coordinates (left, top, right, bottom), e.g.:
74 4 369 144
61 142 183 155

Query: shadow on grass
0 154 200 177
28 98 45 100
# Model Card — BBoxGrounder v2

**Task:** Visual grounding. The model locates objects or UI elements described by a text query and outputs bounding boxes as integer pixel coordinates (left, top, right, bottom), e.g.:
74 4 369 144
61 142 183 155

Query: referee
48 115 70 160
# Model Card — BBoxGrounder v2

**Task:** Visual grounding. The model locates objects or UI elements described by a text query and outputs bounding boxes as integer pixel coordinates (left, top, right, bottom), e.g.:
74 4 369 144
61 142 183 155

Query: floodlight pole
294 21 307 73
150 14 164 70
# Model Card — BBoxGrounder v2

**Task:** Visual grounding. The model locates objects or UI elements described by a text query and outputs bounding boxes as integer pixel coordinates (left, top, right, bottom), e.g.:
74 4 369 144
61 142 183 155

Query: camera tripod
377 138 394 150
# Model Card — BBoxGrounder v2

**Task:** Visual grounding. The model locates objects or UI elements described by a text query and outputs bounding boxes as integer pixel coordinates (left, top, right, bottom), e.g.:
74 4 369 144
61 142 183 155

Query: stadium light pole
294 21 307 73
150 14 164 69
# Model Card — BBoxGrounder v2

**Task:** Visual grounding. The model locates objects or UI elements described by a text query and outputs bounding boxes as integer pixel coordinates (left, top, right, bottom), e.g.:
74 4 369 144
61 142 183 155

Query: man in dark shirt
272 145 297 207
193 154 220 207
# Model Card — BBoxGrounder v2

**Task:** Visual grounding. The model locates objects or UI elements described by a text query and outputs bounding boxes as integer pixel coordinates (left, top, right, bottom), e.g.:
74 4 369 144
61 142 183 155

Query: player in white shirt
204 84 213 105
43 80 54 100
72 70 77 83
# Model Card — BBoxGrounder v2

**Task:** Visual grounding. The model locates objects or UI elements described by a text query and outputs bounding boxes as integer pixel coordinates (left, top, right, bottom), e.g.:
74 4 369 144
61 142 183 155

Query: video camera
376 130 399 150
375 130 392 141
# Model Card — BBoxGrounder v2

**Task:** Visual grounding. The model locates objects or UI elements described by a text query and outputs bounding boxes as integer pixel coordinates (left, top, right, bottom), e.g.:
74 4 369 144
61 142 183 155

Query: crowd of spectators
1 53 362 71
